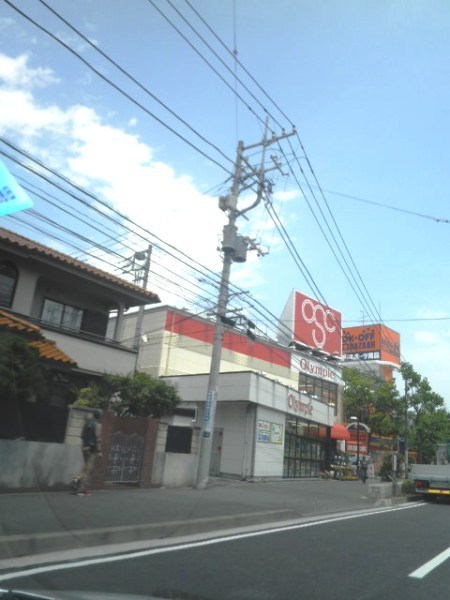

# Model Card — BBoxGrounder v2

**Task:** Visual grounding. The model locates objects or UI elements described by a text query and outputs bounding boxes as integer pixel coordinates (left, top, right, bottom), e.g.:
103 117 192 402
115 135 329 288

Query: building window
41 299 83 332
0 262 18 308
165 425 192 454
299 372 338 409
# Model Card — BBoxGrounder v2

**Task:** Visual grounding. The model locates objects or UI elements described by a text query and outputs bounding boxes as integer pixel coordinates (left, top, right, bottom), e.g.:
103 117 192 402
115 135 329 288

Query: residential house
0 226 160 443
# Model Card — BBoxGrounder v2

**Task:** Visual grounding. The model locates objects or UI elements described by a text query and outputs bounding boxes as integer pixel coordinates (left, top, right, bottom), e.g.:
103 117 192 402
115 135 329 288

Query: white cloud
56 31 98 55
403 328 450 406
0 17 14 30
273 189 301 202
414 330 441 346
416 308 450 319
0 53 59 89
0 52 293 313
0 52 229 292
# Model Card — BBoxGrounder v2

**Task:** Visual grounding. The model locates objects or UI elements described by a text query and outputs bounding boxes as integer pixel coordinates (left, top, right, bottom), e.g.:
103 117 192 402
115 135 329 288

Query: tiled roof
0 227 160 303
0 310 77 366
0 310 40 334
29 339 77 365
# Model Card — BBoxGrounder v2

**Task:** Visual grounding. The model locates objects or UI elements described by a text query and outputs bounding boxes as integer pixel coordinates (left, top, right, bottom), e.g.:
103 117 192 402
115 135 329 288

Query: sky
1 0 450 405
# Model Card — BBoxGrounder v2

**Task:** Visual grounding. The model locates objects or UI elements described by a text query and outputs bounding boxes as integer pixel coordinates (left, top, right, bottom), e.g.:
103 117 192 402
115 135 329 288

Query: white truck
410 445 450 500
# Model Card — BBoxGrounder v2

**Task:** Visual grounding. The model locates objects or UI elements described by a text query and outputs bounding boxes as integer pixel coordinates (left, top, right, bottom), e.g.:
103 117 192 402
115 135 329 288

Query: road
0 479 382 560
2 500 450 599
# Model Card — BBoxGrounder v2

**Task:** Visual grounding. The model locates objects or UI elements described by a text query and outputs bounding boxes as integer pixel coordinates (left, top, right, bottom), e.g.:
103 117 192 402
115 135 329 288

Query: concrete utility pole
195 122 295 489
404 379 409 478
132 245 152 371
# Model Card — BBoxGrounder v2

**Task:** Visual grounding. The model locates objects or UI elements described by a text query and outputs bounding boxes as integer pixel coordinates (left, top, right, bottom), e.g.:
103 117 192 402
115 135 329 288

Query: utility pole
195 122 295 489
404 379 409 478
132 245 152 371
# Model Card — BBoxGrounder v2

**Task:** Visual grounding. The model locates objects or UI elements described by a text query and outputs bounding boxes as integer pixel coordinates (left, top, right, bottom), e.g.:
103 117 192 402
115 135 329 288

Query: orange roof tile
0 310 40 334
0 310 77 366
29 339 77 365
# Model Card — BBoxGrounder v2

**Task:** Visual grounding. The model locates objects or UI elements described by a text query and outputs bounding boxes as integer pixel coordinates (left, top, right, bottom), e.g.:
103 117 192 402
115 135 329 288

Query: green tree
400 362 449 463
0 333 47 402
342 366 400 437
75 371 181 418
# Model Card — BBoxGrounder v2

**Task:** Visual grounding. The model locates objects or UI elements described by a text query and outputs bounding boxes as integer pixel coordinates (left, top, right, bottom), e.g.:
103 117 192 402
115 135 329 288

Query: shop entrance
283 416 325 478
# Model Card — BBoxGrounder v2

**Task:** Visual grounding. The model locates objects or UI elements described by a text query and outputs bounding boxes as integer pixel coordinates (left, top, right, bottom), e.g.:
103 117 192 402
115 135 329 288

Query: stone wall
0 439 83 491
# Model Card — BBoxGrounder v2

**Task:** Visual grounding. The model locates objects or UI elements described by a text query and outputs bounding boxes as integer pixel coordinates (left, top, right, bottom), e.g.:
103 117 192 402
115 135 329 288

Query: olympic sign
293 291 342 356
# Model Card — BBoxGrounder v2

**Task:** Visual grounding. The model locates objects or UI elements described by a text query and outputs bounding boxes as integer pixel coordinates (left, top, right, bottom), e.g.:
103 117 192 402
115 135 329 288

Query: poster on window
270 423 283 445
257 420 271 443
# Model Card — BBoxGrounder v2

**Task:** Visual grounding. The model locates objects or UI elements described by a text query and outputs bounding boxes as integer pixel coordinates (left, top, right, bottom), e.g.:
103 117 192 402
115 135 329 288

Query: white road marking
0 503 424 583
409 546 450 579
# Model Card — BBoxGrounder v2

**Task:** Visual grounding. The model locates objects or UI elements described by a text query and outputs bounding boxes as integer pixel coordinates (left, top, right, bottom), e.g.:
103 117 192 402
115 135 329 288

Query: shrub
379 453 404 482
402 479 416 495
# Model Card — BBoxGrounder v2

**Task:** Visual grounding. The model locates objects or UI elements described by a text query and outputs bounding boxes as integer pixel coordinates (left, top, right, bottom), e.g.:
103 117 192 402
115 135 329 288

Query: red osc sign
293 292 342 356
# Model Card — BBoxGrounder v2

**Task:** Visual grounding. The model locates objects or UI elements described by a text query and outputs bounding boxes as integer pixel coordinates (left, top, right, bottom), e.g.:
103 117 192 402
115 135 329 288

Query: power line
151 0 396 367
163 0 287 132
146 0 271 132
0 0 404 372
3 0 233 176
183 0 295 129
34 0 235 171
320 187 450 224
175 1 405 367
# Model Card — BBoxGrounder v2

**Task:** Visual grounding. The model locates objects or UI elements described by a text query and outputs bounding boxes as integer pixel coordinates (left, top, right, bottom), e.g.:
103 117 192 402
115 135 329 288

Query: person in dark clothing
72 410 102 496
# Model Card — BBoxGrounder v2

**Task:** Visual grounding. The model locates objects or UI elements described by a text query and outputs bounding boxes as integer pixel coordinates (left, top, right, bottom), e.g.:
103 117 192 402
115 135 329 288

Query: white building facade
118 305 346 479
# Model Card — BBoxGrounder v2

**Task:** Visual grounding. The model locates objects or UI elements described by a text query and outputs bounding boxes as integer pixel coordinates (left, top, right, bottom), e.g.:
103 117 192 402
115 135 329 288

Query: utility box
222 224 238 253
222 225 248 263
232 235 248 263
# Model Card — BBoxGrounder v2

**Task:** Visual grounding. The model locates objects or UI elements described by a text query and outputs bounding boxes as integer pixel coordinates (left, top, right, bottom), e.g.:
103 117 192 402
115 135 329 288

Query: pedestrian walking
71 409 102 496
360 456 368 484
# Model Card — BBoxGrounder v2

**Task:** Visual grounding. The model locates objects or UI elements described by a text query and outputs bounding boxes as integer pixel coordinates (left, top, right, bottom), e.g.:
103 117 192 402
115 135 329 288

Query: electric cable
3 0 233 176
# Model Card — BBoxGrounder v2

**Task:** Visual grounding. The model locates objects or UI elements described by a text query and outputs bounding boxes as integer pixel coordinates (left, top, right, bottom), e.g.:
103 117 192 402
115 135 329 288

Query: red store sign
293 291 342 356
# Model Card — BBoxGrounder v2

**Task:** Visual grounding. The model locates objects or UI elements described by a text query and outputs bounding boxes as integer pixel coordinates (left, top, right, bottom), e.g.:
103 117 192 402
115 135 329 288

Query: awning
331 424 351 441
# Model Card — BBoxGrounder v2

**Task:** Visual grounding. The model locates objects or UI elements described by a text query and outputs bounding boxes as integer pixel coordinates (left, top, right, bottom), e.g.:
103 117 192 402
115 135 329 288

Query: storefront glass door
283 418 325 478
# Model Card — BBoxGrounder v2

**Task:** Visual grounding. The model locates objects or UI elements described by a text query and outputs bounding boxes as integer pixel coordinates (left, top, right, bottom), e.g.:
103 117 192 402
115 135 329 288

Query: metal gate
105 431 144 483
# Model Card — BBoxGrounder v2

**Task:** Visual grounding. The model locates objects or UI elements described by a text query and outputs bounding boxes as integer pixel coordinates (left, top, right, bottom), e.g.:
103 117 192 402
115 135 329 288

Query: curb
0 509 294 560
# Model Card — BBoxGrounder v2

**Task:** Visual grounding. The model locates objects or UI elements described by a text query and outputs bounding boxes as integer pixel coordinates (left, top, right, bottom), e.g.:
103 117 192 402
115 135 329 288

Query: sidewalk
0 478 412 563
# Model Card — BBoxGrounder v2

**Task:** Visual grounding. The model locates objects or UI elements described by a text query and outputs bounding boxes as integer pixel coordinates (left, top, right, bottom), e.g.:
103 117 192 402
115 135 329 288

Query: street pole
356 415 360 475
404 379 409 478
133 245 152 372
195 140 244 490
195 124 295 489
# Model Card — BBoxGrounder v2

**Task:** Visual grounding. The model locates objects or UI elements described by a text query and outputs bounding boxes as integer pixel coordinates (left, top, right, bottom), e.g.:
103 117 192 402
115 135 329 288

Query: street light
350 415 360 474
327 402 336 471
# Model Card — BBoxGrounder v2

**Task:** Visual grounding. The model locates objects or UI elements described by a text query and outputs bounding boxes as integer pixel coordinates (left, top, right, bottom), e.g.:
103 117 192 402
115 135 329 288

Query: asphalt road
2 500 450 599
0 479 383 560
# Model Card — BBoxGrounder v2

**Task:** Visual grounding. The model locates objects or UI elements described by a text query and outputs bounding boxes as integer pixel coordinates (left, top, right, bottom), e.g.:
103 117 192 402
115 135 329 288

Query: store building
114 295 347 479
341 323 402 471
162 370 338 479
342 323 401 382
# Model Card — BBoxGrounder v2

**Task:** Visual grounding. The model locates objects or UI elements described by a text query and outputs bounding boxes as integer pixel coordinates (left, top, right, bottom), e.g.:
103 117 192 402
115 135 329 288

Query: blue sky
1 1 450 404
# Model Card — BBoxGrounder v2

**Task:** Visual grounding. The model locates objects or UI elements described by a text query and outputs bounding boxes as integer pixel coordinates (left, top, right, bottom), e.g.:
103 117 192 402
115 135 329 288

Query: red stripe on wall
165 310 290 368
